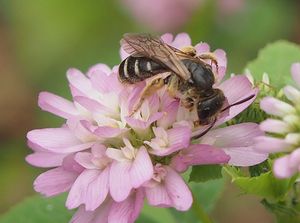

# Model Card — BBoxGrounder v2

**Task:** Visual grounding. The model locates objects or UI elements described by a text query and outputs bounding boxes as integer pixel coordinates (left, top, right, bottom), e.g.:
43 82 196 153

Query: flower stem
192 194 214 223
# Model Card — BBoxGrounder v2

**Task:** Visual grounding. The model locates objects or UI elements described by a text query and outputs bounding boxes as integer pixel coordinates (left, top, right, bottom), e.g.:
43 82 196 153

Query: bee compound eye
202 108 210 117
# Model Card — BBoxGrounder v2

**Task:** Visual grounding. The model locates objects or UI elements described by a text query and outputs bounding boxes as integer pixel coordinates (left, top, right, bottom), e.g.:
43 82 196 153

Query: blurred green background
0 0 299 222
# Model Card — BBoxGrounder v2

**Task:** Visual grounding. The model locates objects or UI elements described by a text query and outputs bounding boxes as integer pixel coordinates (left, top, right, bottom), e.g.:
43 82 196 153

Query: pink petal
219 74 254 103
260 119 290 134
126 82 145 113
283 85 300 104
34 167 78 197
214 49 227 82
214 49 227 68
74 96 114 115
87 63 111 78
67 68 93 97
195 42 210 54
38 92 78 119
171 33 191 49
171 144 230 172
157 100 179 129
92 144 107 157
85 167 110 211
109 161 132 202
27 128 94 153
27 140 47 152
70 206 95 223
67 118 98 143
202 123 264 148
75 152 96 169
88 68 123 95
71 199 113 223
150 126 191 156
164 167 193 211
168 126 191 148
62 154 85 173
93 126 129 138
66 169 100 209
109 190 145 223
26 152 67 168
125 112 164 130
147 93 160 114
253 136 290 153
145 184 172 208
80 117 128 140
223 147 268 166
291 63 300 87
289 149 300 168
217 75 257 124
130 147 153 188
260 97 295 117
273 155 296 178
160 33 173 44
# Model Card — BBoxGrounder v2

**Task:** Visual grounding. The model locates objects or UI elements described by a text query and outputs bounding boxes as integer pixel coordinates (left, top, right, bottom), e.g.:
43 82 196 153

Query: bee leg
129 77 165 116
166 75 179 98
181 46 197 56
193 120 200 127
198 53 219 73
181 97 194 112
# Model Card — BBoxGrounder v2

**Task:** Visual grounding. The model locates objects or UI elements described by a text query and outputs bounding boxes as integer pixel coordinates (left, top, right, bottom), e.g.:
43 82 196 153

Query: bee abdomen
118 56 166 84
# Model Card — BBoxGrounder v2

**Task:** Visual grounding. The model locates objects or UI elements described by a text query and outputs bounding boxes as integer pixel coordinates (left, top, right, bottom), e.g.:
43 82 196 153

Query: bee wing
121 33 191 80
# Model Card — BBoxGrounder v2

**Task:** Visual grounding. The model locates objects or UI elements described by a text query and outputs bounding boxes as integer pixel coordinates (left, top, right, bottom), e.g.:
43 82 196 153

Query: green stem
192 194 214 223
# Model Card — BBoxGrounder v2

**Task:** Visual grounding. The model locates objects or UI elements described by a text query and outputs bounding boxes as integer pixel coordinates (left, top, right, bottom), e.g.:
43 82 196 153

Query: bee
118 34 254 138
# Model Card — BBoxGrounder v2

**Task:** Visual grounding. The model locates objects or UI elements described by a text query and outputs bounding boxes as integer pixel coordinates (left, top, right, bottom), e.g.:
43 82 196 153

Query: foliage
0 179 225 223
189 165 223 183
246 41 300 88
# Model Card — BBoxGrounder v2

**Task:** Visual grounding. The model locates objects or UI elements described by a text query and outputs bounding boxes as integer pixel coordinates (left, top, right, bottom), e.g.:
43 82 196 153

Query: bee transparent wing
121 33 191 80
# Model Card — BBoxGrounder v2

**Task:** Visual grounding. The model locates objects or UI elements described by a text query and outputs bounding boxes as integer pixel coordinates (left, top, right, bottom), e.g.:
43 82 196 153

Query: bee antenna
221 94 255 112
191 118 217 140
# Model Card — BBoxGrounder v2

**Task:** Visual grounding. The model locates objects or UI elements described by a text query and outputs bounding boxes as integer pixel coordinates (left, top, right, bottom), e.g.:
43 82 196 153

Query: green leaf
141 204 175 223
224 167 292 201
169 179 225 223
261 199 300 222
136 213 160 223
0 194 174 223
0 194 73 223
246 40 300 88
249 160 271 177
0 193 175 223
189 165 222 183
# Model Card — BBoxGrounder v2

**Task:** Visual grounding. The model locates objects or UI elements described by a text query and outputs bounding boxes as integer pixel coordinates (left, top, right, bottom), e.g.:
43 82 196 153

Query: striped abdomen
118 56 167 83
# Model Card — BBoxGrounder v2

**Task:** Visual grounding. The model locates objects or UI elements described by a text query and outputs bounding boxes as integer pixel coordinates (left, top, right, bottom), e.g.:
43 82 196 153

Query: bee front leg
181 97 194 112
129 77 165 116
198 53 219 73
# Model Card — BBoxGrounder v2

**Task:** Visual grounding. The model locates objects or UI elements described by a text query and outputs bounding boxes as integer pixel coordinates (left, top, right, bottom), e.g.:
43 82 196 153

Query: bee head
197 89 225 125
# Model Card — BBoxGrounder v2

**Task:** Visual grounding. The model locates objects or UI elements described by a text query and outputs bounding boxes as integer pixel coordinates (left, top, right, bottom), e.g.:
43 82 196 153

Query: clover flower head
26 33 265 223
254 63 300 178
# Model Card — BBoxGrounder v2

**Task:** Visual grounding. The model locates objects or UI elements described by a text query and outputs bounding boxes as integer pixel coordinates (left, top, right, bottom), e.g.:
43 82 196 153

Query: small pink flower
254 62 300 178
144 126 191 156
106 138 153 202
26 33 264 222
66 144 112 211
144 164 193 211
